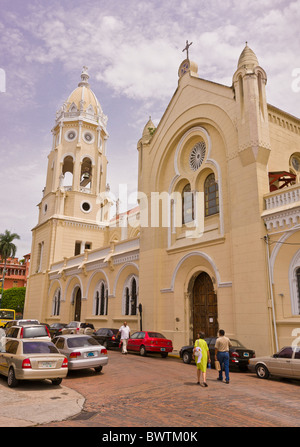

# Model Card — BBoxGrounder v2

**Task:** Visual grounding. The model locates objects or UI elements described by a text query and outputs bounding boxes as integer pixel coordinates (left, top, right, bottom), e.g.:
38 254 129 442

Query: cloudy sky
0 0 299 258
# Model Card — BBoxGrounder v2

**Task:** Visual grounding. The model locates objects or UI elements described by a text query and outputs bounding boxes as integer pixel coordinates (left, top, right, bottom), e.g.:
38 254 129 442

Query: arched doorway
192 272 218 340
74 287 82 321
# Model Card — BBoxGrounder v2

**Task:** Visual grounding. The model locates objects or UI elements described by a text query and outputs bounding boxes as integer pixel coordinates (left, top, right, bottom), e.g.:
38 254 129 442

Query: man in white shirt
118 321 131 354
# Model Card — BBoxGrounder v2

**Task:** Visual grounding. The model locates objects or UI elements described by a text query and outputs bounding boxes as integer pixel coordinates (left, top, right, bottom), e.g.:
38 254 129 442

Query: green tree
1 287 26 314
0 230 20 308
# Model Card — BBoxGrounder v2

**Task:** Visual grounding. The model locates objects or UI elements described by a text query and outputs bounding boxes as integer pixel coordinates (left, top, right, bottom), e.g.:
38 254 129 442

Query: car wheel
7 367 18 388
52 378 62 386
161 352 168 358
182 351 192 364
140 345 147 356
255 363 270 379
94 366 103 373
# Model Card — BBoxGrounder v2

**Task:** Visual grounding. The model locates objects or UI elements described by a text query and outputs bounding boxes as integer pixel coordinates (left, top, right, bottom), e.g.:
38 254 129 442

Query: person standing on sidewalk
118 321 131 354
215 329 232 383
193 332 211 387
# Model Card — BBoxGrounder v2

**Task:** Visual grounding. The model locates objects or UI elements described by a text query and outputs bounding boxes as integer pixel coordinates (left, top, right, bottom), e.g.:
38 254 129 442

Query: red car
126 331 173 358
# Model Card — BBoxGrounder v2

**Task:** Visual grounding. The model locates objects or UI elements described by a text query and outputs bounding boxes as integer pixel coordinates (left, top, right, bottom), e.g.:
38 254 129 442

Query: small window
75 241 81 256
5 341 19 354
277 347 293 359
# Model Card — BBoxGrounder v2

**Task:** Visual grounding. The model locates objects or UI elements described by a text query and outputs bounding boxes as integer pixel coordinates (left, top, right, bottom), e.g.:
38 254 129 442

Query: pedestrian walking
118 321 131 354
215 329 232 383
193 332 211 387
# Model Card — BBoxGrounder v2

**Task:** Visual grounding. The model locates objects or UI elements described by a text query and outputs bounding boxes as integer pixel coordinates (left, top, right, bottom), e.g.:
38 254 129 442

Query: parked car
48 323 67 338
249 346 300 380
5 325 52 342
180 337 255 371
126 331 173 358
52 334 108 373
61 321 95 335
92 328 120 349
4 319 40 332
0 339 68 387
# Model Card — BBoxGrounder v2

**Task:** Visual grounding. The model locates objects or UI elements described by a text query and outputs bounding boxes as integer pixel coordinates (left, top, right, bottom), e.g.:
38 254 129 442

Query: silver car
249 346 300 380
0 339 68 387
53 334 108 373
61 321 95 335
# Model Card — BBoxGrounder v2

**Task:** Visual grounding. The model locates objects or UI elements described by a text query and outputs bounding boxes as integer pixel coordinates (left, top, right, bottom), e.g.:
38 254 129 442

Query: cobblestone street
42 350 300 428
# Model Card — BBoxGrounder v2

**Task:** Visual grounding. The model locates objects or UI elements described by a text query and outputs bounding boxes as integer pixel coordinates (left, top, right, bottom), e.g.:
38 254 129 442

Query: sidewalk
0 381 85 427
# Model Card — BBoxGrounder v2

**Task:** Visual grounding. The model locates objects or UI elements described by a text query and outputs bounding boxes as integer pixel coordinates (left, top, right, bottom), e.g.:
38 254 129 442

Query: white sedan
249 346 300 380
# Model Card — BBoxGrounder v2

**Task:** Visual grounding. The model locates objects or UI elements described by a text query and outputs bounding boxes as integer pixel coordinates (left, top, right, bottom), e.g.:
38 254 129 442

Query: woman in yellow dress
193 332 211 387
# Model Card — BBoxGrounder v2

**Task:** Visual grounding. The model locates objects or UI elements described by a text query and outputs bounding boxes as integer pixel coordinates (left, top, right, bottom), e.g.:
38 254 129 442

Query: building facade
0 254 30 290
24 46 300 356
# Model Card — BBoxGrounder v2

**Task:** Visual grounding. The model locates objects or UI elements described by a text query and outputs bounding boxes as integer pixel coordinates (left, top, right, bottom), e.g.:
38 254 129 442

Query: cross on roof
182 40 193 60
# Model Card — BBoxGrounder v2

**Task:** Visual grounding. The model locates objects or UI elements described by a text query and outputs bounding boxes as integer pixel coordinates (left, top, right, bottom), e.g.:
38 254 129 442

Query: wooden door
192 272 218 340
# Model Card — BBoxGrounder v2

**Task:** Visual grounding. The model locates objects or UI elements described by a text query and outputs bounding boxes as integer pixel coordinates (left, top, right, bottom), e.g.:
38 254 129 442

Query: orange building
0 254 30 290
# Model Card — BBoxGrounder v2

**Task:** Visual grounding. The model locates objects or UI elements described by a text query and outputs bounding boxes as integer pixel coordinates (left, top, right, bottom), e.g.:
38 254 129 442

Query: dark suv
92 328 120 349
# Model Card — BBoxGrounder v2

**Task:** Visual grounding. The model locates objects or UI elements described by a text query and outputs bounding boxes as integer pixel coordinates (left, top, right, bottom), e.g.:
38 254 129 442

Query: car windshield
66 322 78 328
67 336 99 348
23 341 59 354
0 310 14 319
147 332 166 339
23 326 48 338
230 339 245 348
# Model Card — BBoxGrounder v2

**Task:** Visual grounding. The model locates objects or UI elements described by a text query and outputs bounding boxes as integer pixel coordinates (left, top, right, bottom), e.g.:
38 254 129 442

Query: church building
24 44 300 356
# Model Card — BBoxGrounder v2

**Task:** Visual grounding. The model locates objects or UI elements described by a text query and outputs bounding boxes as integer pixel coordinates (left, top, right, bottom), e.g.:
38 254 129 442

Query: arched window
53 288 61 316
296 267 300 314
204 173 219 216
123 275 138 316
94 281 108 315
80 157 92 190
61 156 74 189
182 183 194 224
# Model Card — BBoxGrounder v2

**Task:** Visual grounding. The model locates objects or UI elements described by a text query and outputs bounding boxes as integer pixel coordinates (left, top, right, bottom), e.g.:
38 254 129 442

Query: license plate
41 362 54 368
243 352 249 357
160 348 165 351
87 352 94 357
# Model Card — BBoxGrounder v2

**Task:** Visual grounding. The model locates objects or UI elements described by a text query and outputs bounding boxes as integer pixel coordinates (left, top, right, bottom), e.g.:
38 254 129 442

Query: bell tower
232 43 271 166
40 66 109 229
25 68 110 319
